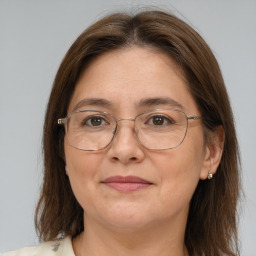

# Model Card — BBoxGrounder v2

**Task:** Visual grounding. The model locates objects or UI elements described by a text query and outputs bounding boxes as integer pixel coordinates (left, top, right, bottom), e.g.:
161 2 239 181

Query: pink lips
102 176 153 192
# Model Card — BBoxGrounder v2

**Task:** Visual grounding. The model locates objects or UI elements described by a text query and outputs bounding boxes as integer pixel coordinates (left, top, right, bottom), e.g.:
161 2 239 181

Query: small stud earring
208 171 213 180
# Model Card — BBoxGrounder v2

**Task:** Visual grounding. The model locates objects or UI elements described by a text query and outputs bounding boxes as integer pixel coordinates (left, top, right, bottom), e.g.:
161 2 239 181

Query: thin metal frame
58 109 201 151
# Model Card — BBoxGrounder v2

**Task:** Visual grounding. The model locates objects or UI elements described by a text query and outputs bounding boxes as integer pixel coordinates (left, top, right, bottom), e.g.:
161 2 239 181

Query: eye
147 115 174 126
83 116 109 127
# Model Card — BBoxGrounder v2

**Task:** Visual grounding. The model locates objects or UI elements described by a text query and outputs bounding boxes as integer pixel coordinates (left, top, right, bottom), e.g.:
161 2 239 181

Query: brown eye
148 115 173 126
84 116 107 127
152 116 164 125
91 117 103 126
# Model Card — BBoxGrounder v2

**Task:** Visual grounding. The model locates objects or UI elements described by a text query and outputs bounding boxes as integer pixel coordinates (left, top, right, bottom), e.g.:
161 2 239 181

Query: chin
103 215 155 232
89 203 156 231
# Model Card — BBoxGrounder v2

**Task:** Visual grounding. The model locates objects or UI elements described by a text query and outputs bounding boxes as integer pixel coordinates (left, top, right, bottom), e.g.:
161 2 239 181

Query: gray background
0 0 255 255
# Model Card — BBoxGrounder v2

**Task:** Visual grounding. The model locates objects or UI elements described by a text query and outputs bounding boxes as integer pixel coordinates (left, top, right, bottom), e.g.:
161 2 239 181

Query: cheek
154 132 205 203
64 140 102 206
155 140 204 179
65 137 100 175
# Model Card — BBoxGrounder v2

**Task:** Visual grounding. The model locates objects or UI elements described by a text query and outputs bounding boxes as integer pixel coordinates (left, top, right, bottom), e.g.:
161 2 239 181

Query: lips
102 175 153 192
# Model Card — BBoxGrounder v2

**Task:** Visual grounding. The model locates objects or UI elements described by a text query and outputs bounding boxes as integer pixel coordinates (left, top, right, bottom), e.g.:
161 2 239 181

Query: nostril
111 156 120 162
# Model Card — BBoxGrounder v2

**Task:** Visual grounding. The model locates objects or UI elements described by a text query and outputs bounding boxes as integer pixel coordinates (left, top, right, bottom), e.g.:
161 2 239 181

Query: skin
64 46 223 256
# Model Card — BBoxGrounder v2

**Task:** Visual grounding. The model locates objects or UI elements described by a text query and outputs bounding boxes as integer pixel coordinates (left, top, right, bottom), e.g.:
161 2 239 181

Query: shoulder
1 236 74 256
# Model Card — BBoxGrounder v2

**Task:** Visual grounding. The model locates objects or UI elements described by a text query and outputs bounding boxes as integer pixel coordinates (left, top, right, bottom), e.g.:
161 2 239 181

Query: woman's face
65 47 211 232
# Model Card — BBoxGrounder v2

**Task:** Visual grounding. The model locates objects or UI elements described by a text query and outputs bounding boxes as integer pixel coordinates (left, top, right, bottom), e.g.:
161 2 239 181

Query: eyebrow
138 97 184 109
72 98 113 111
72 96 184 111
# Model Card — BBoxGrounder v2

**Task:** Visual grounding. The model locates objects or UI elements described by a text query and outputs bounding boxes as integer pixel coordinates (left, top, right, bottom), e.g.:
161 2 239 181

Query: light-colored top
1 236 75 256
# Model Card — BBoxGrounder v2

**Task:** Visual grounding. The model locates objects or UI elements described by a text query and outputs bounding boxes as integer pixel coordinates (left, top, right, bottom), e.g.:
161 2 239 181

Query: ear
200 126 225 180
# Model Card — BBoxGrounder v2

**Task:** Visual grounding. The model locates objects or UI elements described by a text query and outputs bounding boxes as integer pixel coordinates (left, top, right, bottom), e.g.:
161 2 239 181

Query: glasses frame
58 109 201 151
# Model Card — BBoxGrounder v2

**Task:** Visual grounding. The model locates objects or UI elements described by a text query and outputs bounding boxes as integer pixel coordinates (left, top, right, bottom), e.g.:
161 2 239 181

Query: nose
107 120 145 165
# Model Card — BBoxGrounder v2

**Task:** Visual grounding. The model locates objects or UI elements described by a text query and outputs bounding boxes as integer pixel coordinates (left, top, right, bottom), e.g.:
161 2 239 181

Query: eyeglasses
58 109 201 151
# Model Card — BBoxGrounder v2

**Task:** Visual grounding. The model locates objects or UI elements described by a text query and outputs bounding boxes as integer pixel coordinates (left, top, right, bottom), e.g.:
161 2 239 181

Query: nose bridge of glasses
116 118 136 123
112 118 137 136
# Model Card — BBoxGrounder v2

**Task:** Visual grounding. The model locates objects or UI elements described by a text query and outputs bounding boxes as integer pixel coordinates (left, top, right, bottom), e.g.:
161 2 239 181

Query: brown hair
35 9 241 256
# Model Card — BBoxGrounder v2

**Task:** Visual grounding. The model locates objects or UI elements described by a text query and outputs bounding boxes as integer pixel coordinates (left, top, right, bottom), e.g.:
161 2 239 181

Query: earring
208 171 213 180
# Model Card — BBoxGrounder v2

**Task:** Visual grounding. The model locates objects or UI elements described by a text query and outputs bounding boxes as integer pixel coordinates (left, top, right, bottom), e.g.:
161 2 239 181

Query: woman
3 9 241 256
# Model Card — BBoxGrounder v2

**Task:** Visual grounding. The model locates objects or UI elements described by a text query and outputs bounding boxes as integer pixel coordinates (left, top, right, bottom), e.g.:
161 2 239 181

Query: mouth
101 175 153 192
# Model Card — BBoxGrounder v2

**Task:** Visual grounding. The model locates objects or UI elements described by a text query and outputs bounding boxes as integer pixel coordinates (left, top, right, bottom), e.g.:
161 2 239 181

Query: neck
73 215 189 256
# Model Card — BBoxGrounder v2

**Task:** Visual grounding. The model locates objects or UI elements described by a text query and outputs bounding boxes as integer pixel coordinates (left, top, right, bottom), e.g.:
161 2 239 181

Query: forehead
68 46 199 115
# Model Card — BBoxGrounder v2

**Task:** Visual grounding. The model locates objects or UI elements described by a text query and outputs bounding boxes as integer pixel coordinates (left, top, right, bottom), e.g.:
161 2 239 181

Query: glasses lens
135 109 188 150
66 111 116 151
65 109 188 151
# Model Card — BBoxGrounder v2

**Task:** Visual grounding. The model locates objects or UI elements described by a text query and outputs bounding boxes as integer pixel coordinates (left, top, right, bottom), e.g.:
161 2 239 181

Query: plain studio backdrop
0 0 255 255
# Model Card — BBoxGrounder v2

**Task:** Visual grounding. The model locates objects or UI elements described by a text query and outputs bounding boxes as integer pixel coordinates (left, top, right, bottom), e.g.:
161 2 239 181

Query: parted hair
35 9 241 256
